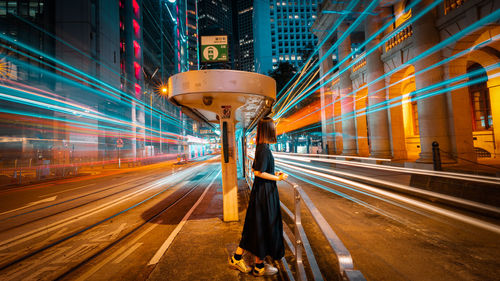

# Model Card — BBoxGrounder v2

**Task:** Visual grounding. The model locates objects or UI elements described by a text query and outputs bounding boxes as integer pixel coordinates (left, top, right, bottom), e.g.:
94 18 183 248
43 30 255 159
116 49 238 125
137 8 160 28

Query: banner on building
200 35 228 63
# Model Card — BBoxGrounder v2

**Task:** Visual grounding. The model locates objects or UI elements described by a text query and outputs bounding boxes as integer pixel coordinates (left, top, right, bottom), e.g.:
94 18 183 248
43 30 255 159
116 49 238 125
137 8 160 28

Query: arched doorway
468 63 494 158
388 65 420 160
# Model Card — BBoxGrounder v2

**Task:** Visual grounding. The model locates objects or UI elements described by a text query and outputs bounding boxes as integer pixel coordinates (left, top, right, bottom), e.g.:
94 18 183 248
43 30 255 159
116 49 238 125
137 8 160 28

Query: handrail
245 154 366 281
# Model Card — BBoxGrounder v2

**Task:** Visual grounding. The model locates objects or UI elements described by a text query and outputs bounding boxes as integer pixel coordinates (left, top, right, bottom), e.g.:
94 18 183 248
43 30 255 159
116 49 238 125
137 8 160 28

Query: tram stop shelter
168 70 276 222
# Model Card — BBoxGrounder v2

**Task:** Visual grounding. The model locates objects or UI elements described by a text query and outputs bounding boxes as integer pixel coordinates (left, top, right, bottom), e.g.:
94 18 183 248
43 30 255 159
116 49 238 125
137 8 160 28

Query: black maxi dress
239 143 285 260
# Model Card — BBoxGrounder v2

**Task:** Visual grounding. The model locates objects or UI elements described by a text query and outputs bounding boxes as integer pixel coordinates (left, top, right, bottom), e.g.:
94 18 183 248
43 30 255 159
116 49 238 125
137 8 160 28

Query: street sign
200 35 228 63
221 105 231 119
117 138 124 148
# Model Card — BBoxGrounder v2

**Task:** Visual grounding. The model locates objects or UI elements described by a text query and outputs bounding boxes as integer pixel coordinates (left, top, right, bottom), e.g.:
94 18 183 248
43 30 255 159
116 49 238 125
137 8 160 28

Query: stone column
365 9 392 158
338 23 357 155
413 0 453 163
319 41 335 154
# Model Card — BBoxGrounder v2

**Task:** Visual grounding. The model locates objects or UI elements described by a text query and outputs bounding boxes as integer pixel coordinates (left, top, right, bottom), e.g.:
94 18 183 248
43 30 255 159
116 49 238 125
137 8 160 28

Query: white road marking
278 161 500 234
39 183 96 198
113 243 143 264
74 215 168 281
148 170 221 265
44 227 69 242
0 165 205 251
0 196 57 216
92 223 127 242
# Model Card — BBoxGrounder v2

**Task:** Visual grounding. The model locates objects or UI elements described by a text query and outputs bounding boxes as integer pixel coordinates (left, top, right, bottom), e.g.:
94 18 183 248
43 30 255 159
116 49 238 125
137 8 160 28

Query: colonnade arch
388 65 420 160
446 25 500 160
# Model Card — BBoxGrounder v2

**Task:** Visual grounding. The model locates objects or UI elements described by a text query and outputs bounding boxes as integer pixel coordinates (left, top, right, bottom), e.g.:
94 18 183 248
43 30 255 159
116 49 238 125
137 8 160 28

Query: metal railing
245 155 366 281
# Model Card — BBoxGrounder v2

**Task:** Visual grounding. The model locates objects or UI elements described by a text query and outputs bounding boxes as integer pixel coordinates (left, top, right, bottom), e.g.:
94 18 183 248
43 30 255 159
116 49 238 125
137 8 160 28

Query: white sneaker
253 263 278 276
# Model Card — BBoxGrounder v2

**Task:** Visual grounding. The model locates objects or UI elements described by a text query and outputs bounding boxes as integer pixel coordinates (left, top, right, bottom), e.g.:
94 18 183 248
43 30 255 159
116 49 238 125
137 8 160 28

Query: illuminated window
134 83 141 98
133 41 141 58
134 62 141 80
468 63 492 131
411 101 419 135
133 19 140 36
132 0 139 17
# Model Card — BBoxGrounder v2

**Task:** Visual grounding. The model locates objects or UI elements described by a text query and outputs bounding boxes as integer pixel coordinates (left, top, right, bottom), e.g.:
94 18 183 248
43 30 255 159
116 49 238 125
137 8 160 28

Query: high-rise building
186 0 199 71
254 0 320 74
235 0 254 71
0 0 204 168
197 0 234 68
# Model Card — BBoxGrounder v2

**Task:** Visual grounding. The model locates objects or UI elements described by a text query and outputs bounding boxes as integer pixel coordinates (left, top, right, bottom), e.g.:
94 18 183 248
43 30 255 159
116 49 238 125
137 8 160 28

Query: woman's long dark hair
256 117 277 145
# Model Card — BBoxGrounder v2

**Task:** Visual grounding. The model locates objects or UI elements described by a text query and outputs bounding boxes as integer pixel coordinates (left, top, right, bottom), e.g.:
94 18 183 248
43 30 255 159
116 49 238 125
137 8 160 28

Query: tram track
0 160 203 226
0 161 220 281
0 163 207 254
0 174 175 232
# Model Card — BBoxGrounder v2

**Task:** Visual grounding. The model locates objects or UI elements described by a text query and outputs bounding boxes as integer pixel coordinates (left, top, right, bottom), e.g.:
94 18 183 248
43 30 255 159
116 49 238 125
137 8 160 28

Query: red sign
117 138 124 148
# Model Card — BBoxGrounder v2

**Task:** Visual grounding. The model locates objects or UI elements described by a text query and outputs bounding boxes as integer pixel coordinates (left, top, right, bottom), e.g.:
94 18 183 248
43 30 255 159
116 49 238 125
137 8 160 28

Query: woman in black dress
229 117 288 276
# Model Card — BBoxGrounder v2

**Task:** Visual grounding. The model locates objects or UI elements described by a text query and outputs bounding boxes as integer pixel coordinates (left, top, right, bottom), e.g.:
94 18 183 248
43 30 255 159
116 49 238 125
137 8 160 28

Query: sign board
117 138 124 148
200 35 228 63
221 105 231 119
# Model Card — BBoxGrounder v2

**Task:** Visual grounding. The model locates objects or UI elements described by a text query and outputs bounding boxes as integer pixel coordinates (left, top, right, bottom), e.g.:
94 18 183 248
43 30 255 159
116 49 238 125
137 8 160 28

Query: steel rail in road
245 155 365 281
0 162 219 280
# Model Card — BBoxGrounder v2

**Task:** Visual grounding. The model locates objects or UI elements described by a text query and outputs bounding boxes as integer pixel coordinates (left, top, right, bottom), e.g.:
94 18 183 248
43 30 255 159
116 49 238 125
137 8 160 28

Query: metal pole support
432 141 442 171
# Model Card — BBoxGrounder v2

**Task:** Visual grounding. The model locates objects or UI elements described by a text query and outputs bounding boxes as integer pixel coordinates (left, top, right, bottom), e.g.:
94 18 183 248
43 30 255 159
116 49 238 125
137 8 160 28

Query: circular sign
203 46 218 61
117 138 124 148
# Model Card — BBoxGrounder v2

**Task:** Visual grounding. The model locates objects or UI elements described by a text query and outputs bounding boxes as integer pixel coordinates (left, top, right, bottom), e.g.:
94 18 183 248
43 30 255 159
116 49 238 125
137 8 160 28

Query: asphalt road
1 154 498 281
0 156 221 281
276 159 500 281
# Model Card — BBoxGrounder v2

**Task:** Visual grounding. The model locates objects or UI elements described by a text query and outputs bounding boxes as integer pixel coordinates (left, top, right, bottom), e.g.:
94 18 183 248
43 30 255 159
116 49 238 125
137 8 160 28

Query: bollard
432 141 442 171
18 168 22 184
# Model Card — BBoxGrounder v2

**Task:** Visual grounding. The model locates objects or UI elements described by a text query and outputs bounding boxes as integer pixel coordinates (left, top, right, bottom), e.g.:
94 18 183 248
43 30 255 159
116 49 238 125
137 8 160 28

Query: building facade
0 0 204 171
235 0 254 71
254 0 321 74
197 0 234 68
312 0 500 164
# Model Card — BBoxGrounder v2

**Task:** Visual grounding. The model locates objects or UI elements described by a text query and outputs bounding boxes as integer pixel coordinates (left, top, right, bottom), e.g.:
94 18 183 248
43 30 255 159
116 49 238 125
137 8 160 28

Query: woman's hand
255 170 288 181
278 172 288 181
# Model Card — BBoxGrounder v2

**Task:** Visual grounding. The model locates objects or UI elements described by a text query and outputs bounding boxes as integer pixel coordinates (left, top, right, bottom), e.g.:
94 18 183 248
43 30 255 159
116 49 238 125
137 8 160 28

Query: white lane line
0 196 57 216
148 170 221 265
39 183 97 198
277 161 500 235
0 165 205 250
113 243 143 264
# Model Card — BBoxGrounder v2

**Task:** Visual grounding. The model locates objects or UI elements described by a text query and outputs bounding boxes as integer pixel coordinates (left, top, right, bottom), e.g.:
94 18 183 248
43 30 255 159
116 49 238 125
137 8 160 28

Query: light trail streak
278 166 404 222
0 47 184 131
11 13 130 87
275 151 500 184
0 56 193 142
0 109 183 145
0 35 182 130
274 0 500 122
282 63 500 137
276 152 391 162
276 158 500 215
327 65 500 127
274 0 389 117
274 0 430 118
276 161 500 234
279 166 430 222
274 0 362 103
